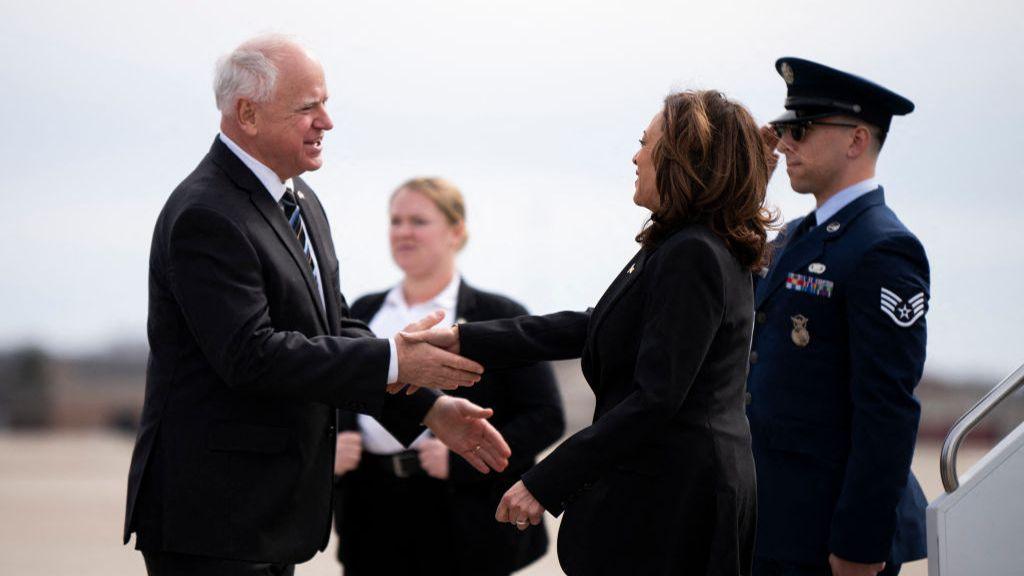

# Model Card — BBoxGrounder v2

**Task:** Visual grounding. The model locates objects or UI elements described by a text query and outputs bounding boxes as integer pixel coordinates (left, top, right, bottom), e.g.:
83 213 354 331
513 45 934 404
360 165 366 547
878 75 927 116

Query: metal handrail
940 362 1024 492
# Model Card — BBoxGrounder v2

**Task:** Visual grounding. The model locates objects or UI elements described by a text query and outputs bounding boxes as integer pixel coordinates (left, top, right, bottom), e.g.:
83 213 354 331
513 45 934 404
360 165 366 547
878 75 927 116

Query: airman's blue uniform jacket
747 187 929 566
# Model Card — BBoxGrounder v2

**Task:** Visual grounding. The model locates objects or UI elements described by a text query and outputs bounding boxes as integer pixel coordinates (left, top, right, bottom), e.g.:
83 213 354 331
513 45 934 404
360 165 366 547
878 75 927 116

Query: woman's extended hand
403 324 460 354
496 480 545 531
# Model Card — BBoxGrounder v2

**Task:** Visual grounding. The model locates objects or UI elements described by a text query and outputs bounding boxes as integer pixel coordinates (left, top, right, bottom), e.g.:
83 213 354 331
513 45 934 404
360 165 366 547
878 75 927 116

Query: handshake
389 310 512 476
390 309 470 396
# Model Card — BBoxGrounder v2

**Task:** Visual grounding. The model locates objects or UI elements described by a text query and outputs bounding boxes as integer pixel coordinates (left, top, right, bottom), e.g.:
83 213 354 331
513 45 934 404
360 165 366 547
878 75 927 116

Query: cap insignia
781 62 795 85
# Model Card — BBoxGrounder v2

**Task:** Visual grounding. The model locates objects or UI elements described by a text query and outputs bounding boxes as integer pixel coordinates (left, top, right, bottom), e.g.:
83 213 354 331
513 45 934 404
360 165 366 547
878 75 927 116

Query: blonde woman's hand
417 437 450 480
333 431 362 476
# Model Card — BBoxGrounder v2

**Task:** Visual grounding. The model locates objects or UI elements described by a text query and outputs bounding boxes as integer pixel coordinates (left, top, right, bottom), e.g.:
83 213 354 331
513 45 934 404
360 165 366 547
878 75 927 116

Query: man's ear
235 99 259 137
847 125 871 159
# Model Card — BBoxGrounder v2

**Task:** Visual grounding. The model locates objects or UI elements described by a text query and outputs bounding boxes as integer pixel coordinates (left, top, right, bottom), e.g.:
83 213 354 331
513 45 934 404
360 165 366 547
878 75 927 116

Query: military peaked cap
772 57 914 132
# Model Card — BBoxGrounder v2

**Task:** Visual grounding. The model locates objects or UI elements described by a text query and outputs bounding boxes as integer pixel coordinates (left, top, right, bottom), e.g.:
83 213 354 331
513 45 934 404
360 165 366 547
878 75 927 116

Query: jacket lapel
249 191 330 333
455 279 477 324
588 249 646 339
210 138 330 333
755 187 886 307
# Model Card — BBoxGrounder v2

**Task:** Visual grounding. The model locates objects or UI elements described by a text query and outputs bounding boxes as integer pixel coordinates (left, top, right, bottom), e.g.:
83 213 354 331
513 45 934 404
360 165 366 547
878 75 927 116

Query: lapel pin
790 314 810 347
808 263 826 274
627 263 635 274
826 222 840 233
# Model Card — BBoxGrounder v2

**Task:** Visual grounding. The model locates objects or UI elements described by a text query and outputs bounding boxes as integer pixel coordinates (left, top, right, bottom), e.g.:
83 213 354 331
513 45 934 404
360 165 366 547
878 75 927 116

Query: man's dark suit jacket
123 137 435 564
747 188 928 567
456 226 757 576
334 280 565 574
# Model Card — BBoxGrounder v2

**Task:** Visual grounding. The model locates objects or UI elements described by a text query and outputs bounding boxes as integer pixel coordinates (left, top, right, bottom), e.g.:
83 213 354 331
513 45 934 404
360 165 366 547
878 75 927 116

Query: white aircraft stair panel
928 421 1024 576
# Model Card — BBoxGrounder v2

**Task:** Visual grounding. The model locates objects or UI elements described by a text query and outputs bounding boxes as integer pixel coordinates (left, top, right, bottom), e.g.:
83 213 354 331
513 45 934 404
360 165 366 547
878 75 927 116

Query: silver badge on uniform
808 263 826 274
790 314 810 347
297 190 306 200
826 222 841 233
880 288 926 327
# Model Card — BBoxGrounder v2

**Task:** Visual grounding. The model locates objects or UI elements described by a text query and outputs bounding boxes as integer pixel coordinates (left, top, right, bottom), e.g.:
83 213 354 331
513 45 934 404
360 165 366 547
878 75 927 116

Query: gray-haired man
123 35 510 575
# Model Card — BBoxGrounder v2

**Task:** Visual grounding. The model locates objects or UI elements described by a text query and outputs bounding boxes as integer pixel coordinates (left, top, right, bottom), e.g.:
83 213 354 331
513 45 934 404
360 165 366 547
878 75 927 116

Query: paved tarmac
0 432 985 575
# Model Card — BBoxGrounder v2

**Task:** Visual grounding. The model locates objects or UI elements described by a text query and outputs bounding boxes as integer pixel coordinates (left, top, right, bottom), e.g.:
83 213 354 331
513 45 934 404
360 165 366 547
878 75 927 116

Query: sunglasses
772 121 859 142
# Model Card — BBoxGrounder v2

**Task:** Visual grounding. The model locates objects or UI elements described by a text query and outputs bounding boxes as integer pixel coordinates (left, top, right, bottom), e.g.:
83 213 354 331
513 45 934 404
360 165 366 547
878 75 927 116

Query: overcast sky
1 0 1021 383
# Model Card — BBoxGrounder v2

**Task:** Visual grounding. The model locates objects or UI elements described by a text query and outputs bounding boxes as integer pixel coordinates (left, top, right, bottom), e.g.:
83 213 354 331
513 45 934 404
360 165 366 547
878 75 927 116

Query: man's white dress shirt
359 274 461 454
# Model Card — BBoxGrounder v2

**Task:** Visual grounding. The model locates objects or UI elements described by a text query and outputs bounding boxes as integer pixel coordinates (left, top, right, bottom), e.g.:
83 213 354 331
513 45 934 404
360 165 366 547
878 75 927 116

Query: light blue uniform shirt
812 178 879 227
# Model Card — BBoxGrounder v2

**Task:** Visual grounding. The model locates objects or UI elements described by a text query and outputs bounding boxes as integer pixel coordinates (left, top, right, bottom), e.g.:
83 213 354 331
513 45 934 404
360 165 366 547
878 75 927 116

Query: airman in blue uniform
747 57 929 576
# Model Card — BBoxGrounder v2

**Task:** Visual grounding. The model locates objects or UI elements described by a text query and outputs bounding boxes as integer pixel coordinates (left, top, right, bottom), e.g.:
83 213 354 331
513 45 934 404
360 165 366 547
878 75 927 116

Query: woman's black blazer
459 225 757 576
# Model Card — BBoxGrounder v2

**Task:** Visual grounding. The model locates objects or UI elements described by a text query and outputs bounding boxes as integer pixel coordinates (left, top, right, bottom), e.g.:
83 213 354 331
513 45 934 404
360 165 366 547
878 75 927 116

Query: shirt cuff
387 337 399 384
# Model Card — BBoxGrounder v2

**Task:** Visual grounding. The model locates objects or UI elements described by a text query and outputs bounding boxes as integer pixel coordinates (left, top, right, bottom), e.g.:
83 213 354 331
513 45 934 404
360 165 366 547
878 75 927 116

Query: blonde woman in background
332 177 566 576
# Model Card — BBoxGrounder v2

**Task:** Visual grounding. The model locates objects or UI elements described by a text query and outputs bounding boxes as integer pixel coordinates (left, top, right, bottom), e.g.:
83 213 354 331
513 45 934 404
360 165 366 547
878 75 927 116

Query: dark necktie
788 212 817 244
280 188 323 305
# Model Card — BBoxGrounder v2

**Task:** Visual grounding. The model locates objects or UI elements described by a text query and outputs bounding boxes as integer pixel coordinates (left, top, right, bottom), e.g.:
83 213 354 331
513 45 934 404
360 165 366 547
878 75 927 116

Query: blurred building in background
0 348 54 428
0 346 144 432
0 346 1021 446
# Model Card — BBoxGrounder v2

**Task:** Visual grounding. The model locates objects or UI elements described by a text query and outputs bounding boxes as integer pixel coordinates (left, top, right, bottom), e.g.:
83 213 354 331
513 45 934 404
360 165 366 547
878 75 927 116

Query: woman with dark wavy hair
407 90 776 575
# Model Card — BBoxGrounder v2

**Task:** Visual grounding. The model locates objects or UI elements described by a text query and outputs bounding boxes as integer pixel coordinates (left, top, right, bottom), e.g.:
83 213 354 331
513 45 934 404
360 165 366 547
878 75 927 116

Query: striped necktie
280 188 323 307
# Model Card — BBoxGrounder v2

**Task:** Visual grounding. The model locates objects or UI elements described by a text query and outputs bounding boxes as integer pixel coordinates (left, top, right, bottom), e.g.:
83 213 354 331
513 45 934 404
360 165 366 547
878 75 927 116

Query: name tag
786 272 834 298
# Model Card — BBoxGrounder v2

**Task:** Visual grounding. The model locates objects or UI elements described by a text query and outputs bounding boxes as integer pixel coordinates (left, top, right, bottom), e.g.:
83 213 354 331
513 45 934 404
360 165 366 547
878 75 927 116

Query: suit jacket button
756 311 767 324
749 351 759 364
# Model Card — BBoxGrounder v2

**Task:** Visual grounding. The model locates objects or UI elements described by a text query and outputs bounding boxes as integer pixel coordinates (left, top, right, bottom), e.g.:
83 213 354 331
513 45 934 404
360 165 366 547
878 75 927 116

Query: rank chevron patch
880 287 926 327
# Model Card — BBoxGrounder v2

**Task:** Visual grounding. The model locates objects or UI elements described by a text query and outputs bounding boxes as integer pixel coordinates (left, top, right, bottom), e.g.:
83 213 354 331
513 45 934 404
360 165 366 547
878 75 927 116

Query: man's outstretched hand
423 396 510 474
386 310 444 395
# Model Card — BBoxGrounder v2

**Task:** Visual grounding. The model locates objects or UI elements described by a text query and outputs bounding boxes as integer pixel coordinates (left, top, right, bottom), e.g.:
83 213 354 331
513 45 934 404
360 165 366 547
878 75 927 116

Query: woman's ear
452 221 468 251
